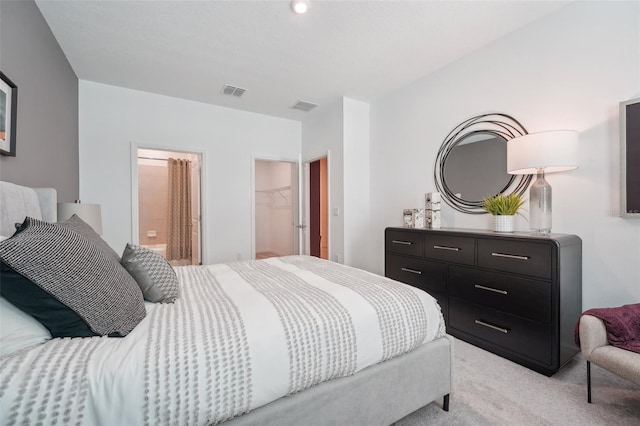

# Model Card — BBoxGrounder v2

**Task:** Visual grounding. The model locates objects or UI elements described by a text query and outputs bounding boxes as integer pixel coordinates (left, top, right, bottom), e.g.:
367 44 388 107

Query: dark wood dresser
385 227 582 376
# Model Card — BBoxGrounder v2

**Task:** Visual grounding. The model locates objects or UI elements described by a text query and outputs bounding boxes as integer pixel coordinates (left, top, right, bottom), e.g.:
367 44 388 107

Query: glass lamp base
529 171 552 234
532 229 551 236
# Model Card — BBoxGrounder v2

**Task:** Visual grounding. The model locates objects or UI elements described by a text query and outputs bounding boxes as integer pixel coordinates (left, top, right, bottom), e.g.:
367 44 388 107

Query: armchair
578 314 640 403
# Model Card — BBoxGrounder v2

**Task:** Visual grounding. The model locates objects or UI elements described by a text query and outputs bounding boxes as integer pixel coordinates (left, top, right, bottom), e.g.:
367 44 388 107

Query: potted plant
482 193 524 233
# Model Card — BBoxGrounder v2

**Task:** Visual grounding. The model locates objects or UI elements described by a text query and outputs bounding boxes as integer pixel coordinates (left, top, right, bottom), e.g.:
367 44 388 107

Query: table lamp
507 130 579 234
57 201 103 234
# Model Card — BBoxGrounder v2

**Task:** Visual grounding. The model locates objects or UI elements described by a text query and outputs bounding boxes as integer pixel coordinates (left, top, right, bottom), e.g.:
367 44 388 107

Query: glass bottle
529 169 552 235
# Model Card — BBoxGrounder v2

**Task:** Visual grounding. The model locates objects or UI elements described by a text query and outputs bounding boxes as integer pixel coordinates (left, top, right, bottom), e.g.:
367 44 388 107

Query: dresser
385 227 582 376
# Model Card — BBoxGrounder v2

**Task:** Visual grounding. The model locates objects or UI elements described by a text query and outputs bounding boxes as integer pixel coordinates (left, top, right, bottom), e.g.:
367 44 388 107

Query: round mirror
434 114 532 214
444 132 510 202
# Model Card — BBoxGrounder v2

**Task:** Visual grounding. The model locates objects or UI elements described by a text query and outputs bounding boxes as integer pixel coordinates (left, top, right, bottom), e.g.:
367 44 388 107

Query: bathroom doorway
254 159 298 259
137 148 202 266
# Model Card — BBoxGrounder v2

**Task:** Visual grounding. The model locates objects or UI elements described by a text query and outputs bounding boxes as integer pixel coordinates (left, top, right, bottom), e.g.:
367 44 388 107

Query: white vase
493 215 515 233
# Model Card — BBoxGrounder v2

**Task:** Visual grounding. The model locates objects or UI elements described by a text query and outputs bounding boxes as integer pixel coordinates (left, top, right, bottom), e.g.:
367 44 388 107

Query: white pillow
0 296 52 356
0 234 51 356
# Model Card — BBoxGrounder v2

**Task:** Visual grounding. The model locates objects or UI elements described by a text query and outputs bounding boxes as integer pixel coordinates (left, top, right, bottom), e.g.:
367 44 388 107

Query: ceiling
36 0 571 122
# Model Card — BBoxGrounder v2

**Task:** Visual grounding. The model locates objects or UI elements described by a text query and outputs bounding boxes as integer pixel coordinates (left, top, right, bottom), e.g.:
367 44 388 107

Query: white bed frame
0 180 453 425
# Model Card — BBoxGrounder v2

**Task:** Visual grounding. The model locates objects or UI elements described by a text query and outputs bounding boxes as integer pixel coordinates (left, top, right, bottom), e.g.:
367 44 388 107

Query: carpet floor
395 339 640 426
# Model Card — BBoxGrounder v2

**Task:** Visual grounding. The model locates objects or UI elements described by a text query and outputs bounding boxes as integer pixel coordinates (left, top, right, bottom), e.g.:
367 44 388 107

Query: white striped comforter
0 256 445 425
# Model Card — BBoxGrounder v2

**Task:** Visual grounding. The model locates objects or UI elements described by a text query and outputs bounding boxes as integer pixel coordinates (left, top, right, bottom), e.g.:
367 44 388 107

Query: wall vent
291 100 317 112
221 84 246 97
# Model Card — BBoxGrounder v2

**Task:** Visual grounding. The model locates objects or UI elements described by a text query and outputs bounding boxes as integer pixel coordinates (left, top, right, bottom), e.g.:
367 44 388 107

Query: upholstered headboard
0 181 57 237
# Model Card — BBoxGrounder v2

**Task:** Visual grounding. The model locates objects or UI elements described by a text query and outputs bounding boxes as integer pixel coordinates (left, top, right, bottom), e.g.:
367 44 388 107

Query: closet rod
256 185 292 193
138 156 168 161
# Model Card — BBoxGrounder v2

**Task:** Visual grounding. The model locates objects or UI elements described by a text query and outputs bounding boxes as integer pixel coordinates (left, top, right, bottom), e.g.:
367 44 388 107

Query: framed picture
620 97 640 217
0 71 17 156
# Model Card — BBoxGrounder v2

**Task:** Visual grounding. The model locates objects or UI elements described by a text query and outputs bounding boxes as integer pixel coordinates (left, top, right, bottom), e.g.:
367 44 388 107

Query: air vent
291 100 317 112
221 84 246 97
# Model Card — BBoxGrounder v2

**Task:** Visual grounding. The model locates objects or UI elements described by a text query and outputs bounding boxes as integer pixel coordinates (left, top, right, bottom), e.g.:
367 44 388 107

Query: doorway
137 148 202 266
254 159 298 259
305 156 329 259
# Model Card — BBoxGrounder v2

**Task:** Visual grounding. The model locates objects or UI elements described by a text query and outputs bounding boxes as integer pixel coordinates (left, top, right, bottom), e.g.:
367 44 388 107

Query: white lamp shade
507 130 579 175
57 202 103 234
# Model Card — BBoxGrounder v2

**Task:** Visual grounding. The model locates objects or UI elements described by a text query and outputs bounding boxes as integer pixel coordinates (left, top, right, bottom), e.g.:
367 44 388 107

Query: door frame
302 151 330 260
250 154 301 260
130 142 207 263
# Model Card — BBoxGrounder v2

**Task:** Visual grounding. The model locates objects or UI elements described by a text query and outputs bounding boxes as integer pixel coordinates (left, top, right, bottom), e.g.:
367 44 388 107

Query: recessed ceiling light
291 0 310 14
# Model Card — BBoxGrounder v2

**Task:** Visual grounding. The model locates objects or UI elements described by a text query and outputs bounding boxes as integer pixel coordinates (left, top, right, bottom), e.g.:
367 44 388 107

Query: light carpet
395 339 640 426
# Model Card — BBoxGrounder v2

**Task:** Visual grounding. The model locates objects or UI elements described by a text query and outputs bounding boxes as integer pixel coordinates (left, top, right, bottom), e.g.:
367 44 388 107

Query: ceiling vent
291 100 317 112
221 84 246 97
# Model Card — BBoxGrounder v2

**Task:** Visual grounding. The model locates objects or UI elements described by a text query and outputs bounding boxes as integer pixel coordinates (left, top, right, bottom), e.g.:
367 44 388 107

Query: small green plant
482 193 524 216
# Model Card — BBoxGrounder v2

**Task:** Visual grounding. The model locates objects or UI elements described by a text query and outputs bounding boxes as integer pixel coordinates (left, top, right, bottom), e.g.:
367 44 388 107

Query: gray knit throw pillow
121 243 179 303
0 217 146 336
57 214 121 261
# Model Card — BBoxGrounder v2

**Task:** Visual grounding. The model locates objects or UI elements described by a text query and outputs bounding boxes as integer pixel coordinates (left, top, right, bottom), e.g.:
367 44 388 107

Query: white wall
79 81 300 263
303 99 345 263
369 1 640 309
78 1 638 308
343 98 371 270
301 97 372 267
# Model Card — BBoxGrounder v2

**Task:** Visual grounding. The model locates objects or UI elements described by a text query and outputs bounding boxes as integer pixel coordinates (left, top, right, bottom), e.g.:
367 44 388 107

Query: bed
0 181 453 425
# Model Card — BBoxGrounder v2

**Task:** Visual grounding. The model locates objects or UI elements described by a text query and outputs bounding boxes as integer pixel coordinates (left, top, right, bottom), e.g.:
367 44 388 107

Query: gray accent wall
0 0 78 202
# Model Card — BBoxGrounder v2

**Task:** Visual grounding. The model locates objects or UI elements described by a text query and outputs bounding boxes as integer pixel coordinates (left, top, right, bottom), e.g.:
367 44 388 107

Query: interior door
290 161 300 255
302 162 310 255
319 158 328 260
301 157 327 259
309 160 321 257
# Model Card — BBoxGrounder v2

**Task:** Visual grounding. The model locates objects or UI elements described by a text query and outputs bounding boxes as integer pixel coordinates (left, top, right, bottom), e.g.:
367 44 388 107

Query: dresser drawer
477 239 552 279
449 266 551 323
385 254 447 294
424 235 474 265
449 298 551 365
385 229 424 257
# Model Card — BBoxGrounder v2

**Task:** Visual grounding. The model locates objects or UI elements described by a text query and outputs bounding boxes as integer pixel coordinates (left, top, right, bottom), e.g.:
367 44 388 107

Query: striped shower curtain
167 158 192 261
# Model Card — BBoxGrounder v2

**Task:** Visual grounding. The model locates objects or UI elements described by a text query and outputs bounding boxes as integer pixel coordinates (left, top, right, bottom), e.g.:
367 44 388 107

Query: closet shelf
256 185 292 208
256 185 291 193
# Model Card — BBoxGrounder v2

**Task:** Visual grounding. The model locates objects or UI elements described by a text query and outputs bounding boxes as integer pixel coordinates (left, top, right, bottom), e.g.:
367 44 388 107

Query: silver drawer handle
401 267 422 275
434 245 460 251
475 319 509 334
474 284 508 295
392 240 413 245
491 252 529 261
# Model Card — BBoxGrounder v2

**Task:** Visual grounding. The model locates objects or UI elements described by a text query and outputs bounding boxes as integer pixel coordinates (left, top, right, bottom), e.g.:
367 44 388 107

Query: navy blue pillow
0 262 96 338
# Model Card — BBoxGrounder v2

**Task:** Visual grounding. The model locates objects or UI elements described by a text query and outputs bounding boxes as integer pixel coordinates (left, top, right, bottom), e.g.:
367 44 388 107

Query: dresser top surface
386 227 581 245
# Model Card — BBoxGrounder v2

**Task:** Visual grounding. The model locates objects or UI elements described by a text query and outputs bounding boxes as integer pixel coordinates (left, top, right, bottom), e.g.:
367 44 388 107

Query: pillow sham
0 217 146 337
14 214 119 261
56 214 121 261
121 243 179 303
0 295 52 356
